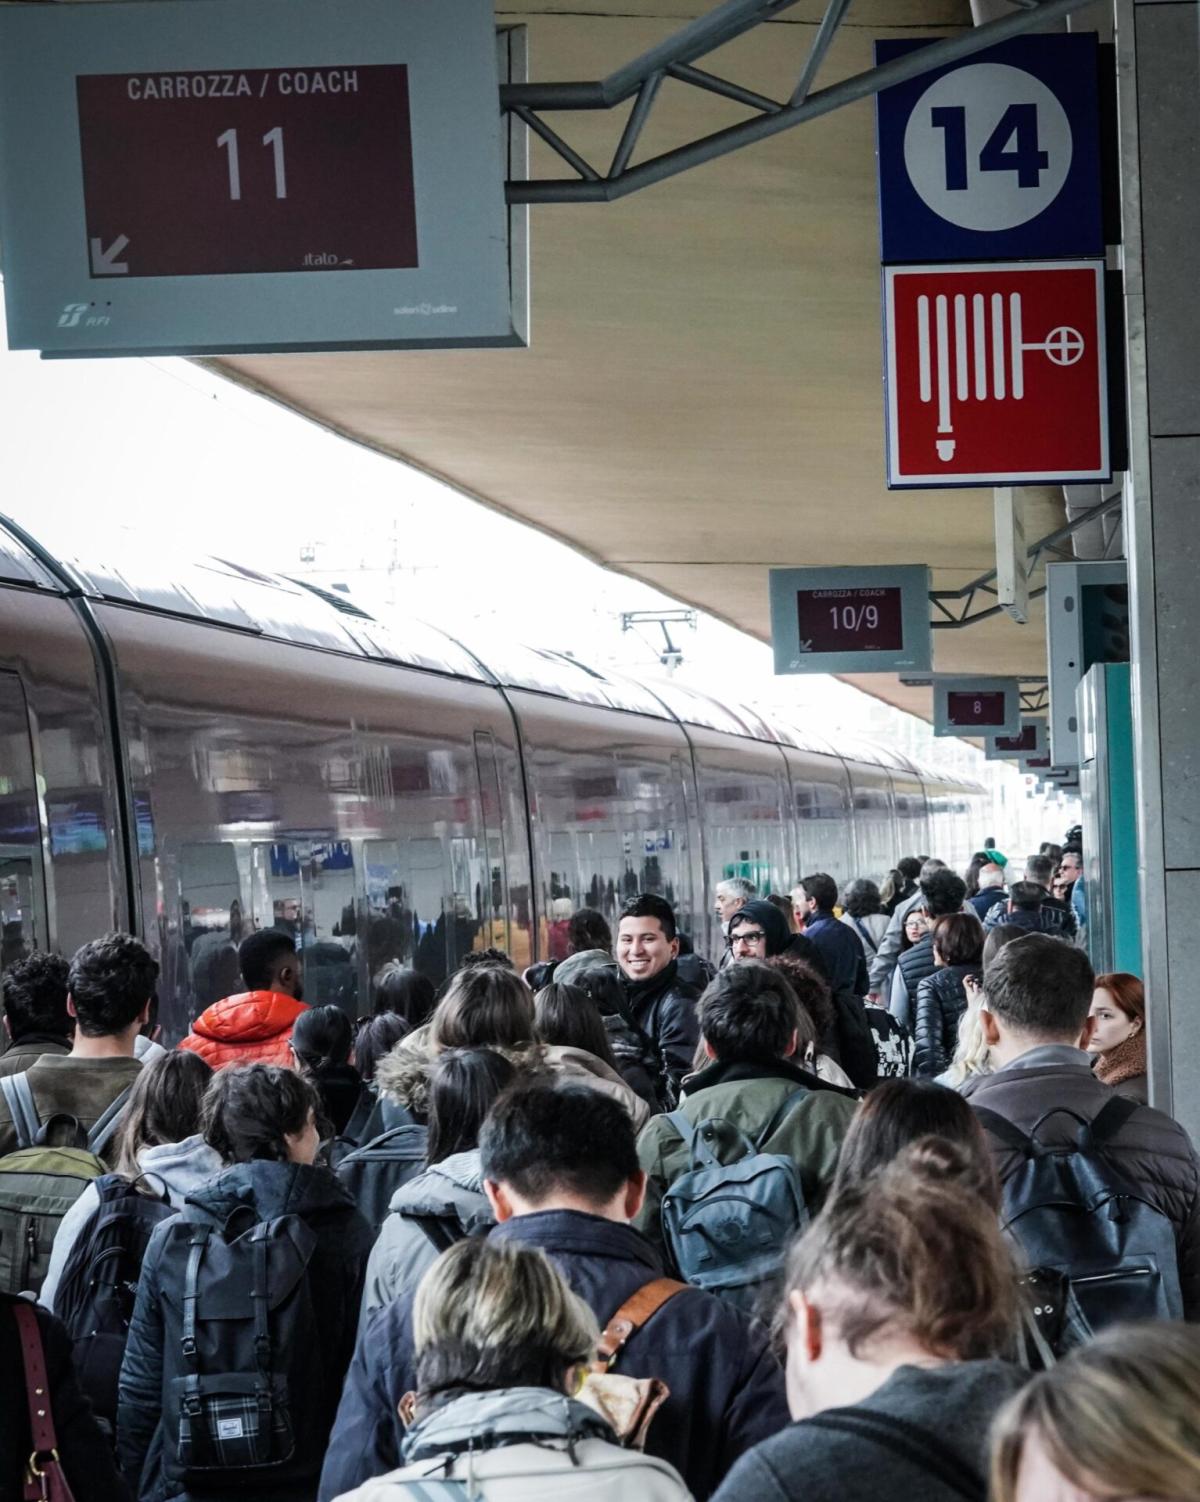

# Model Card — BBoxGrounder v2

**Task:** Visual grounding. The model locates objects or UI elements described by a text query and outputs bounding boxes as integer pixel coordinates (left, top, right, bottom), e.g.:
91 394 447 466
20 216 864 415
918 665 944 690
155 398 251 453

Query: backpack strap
804 1408 985 1502
87 1085 133 1157
594 1277 688 1371
668 1110 741 1171
666 1110 696 1151
180 1224 212 1425
1086 1094 1141 1147
409 1214 464 1254
971 1106 1034 1155
1 1071 40 1150
754 1085 812 1151
251 1222 273 1390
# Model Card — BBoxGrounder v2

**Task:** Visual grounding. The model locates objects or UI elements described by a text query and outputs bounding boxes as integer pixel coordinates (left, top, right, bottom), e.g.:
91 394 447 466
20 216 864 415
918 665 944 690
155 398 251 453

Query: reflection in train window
180 843 244 1010
249 840 358 1011
363 836 482 996
0 673 46 973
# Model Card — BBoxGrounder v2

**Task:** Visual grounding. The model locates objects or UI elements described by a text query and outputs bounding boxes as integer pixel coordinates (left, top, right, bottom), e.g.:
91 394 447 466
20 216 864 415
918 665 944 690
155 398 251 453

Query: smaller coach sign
769 565 931 675
932 676 1021 738
884 260 1109 488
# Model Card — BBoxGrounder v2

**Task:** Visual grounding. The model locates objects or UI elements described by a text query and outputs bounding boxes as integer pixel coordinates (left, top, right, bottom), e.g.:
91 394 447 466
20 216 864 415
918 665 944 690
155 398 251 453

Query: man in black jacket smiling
318 1082 788 1502
616 893 702 1103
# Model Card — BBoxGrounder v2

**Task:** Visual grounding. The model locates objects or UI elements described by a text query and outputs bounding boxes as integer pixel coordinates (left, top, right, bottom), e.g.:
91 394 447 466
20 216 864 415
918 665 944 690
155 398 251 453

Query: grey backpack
661 1089 812 1311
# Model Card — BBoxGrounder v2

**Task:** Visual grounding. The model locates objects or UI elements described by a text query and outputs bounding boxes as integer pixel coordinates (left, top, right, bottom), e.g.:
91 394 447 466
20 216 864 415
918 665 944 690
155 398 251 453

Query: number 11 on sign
217 127 288 200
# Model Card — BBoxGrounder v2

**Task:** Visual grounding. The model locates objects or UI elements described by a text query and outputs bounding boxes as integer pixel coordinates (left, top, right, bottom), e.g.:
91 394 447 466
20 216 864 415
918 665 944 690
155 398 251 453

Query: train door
0 672 48 973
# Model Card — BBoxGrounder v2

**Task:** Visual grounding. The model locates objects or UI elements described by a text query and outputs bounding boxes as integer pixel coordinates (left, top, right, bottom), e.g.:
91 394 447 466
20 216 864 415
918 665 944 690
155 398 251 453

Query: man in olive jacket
636 960 858 1261
965 932 1200 1319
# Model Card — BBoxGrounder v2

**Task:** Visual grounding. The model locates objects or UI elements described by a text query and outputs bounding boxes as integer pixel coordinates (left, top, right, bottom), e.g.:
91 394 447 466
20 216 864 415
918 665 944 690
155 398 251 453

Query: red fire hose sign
884 260 1109 487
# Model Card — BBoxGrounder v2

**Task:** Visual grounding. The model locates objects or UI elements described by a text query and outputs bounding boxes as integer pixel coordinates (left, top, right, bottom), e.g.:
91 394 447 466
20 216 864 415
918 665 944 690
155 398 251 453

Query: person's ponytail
786 1137 1019 1360
289 1004 353 1074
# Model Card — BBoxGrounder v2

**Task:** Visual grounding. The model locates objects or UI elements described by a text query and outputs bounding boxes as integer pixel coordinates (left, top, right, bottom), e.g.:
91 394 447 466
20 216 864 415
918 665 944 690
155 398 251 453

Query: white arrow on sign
90 235 129 275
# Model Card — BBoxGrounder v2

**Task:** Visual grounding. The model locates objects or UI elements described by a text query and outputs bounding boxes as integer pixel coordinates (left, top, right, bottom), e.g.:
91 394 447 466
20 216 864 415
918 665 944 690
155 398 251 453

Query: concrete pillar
1118 0 1200 1135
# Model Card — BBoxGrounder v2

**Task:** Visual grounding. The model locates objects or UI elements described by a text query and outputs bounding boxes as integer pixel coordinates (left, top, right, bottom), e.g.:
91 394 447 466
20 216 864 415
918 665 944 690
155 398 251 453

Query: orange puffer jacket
178 991 308 1070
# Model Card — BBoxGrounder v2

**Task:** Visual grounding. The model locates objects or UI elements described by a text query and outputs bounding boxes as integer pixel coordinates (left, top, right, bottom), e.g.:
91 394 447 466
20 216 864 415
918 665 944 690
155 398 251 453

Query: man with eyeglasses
726 900 822 969
714 877 756 969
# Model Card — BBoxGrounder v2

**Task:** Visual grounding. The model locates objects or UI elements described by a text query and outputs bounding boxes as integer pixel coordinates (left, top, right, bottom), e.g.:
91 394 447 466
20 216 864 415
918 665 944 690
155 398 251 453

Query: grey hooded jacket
332 1387 692 1502
362 1149 492 1317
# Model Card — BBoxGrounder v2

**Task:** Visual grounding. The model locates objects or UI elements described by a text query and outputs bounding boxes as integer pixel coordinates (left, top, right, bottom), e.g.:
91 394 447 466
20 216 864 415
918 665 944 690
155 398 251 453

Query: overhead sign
0 0 524 355
985 717 1047 761
933 676 1020 738
769 566 931 675
875 34 1102 263
884 261 1109 488
1046 560 1129 769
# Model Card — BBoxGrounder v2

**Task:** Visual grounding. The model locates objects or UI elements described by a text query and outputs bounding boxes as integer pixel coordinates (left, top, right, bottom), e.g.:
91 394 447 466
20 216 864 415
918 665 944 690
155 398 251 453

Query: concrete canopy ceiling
212 0 1063 726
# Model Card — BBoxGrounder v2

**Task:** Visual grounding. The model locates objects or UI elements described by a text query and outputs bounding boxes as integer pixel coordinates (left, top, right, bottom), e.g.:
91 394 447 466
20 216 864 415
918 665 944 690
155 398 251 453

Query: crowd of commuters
2 830 1198 1502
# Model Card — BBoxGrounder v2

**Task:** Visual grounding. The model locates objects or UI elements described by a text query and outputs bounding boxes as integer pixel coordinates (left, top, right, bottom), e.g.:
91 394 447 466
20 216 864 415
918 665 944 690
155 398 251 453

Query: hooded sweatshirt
41 1133 224 1312
362 1149 491 1318
332 1387 691 1502
178 989 308 1069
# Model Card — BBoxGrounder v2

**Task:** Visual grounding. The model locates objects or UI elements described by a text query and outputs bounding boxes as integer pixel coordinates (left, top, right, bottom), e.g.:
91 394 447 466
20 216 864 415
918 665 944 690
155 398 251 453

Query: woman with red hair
1088 972 1147 1103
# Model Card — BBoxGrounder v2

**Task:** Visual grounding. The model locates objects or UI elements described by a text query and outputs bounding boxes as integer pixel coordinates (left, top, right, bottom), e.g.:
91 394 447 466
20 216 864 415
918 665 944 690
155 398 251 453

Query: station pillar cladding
1117 0 1200 1136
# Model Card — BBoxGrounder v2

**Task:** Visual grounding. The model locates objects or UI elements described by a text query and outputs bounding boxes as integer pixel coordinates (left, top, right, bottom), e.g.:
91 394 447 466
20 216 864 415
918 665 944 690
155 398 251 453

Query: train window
363 835 483 996
180 843 244 1010
249 839 359 1011
0 673 47 974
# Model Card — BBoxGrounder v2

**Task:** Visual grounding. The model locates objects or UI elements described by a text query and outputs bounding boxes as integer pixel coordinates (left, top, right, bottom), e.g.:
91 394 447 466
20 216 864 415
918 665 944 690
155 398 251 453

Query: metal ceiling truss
929 492 1123 631
500 0 1100 204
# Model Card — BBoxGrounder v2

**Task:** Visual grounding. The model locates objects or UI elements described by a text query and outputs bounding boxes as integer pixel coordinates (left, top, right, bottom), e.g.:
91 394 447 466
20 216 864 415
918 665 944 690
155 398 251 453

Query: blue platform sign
875 34 1102 263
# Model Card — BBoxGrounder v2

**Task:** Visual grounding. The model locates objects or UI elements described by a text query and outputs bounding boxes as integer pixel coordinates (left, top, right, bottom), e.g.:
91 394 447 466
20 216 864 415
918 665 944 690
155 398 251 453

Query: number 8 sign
875 34 1102 263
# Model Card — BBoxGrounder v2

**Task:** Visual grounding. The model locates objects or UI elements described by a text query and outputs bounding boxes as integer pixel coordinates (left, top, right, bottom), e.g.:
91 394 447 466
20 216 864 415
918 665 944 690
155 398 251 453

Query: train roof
0 515 982 792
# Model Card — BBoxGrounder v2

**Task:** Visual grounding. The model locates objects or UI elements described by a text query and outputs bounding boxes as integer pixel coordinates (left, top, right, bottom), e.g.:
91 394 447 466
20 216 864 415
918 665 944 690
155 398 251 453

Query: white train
0 516 984 1039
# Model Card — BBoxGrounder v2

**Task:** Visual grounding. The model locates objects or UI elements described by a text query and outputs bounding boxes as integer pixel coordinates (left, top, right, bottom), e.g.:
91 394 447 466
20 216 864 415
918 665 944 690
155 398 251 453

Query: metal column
1117 0 1200 1134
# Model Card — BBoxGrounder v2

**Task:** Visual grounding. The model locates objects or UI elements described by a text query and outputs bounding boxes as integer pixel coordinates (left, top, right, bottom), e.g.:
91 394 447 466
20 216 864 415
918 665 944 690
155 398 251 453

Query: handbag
575 1276 686 1449
12 1299 78 1501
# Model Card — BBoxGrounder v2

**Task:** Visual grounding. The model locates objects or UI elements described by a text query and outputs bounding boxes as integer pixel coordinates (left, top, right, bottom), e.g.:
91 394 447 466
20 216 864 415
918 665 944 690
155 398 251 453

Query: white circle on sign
903 63 1073 232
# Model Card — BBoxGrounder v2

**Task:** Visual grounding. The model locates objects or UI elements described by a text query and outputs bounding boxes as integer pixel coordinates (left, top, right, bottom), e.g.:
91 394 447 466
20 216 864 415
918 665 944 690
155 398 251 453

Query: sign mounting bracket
499 0 1099 204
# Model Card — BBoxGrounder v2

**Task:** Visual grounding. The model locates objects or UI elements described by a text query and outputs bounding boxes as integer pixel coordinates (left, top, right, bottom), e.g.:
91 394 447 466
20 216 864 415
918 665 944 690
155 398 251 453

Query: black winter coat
890 935 938 1030
117 1159 372 1502
623 961 702 1100
318 1210 790 1502
1 1294 132 1502
912 964 975 1077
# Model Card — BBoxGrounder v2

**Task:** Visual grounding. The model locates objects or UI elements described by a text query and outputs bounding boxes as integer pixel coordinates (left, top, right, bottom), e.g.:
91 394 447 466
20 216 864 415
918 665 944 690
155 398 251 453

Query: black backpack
325 1087 381 1170
55 1174 175 1425
157 1213 326 1490
333 1123 428 1238
975 1098 1184 1340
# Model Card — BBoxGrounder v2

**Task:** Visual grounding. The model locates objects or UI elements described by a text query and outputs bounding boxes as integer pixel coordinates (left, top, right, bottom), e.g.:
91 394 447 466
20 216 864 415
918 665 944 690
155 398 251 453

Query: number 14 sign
875 34 1102 263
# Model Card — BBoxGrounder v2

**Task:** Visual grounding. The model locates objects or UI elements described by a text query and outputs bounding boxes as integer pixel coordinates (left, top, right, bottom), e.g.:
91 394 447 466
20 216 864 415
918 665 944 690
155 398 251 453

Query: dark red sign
75 65 417 277
1025 755 1052 770
946 690 1007 728
885 262 1108 486
996 724 1038 753
796 587 904 654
